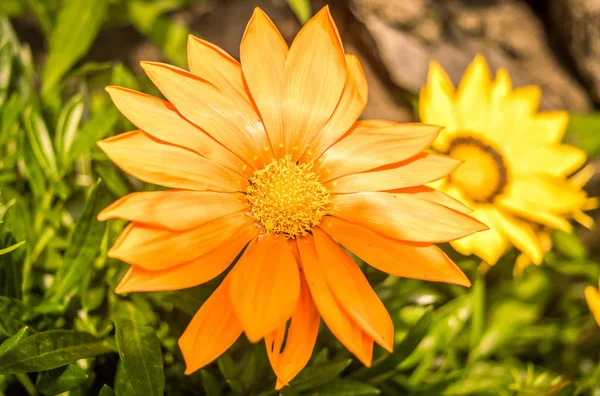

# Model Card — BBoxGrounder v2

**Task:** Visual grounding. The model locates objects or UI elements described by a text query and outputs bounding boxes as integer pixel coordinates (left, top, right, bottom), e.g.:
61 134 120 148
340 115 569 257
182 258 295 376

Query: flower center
448 136 508 203
246 155 330 239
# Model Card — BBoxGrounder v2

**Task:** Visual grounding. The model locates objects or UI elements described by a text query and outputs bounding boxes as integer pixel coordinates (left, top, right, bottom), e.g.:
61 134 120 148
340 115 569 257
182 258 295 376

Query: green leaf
70 109 119 160
564 113 600 157
289 359 352 392
45 180 110 304
0 233 23 299
286 0 312 24
54 93 84 170
22 106 58 178
35 364 89 396
552 230 588 259
0 330 113 373
99 384 116 396
0 297 30 337
127 1 190 67
200 370 222 396
0 41 13 108
0 327 28 357
111 63 139 91
313 380 381 395
0 240 24 255
112 300 165 396
41 0 109 94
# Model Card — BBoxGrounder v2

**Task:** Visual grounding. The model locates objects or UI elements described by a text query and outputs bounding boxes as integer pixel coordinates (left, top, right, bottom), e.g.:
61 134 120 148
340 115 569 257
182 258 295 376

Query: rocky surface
549 0 600 103
349 0 593 111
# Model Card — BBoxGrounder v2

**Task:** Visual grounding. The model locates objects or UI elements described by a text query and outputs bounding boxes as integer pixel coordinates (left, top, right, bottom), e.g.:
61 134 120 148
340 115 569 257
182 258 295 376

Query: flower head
420 55 596 266
98 7 485 388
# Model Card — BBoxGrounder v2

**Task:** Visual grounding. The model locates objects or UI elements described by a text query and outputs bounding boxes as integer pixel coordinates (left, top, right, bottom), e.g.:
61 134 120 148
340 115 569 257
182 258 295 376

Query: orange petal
108 211 252 270
104 86 249 175
97 131 247 192
325 153 460 193
330 192 487 243
179 276 242 374
230 234 301 342
114 223 259 293
318 123 440 182
98 190 248 231
585 284 600 326
282 6 347 161
141 61 272 167
297 235 373 366
389 186 472 214
320 216 470 286
240 8 288 156
266 275 320 390
303 54 368 162
187 35 253 106
313 228 394 352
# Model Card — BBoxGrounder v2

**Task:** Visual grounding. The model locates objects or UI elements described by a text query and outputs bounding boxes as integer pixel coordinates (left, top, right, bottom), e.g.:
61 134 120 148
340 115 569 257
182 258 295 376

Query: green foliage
0 1 599 395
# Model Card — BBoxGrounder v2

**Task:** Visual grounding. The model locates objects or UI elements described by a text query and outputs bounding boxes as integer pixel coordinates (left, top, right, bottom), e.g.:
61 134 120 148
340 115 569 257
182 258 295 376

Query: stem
15 374 38 396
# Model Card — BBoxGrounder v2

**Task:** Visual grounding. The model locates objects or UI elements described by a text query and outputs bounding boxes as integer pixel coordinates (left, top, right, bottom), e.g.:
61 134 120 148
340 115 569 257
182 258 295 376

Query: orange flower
98 7 486 389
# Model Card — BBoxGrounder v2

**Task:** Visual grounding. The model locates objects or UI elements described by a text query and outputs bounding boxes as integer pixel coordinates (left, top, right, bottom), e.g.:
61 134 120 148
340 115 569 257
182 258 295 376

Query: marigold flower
420 55 596 266
585 277 600 326
98 7 486 388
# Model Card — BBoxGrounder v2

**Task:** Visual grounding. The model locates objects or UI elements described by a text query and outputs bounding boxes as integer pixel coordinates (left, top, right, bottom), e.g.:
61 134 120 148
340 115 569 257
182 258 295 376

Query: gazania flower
98 7 485 388
420 55 595 266
585 277 600 326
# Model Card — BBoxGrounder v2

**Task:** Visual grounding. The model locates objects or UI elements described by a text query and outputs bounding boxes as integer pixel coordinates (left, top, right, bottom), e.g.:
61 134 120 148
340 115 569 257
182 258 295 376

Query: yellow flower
97 7 486 389
420 55 594 265
585 277 600 326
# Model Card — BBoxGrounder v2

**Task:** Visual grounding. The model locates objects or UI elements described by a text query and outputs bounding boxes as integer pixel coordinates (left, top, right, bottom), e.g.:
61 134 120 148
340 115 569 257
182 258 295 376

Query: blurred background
2 0 600 395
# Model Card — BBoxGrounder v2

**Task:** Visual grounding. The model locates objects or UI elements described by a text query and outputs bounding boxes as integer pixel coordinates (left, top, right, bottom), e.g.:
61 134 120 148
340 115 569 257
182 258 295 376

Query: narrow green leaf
99 384 116 396
0 233 23 299
201 370 222 396
45 180 111 304
564 113 600 157
552 230 588 259
22 106 58 178
313 380 381 395
113 300 165 396
0 297 30 337
0 330 113 373
0 240 24 255
0 327 28 357
70 109 119 160
55 93 84 170
41 0 109 94
469 272 486 352
0 41 13 108
36 364 89 396
288 359 352 392
114 361 136 396
111 63 139 91
285 0 312 24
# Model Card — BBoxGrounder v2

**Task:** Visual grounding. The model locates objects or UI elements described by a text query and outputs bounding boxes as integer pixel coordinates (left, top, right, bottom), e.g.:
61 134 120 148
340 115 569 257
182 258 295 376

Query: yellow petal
330 192 487 243
282 6 347 161
502 176 587 214
240 8 288 156
266 275 319 390
304 54 368 162
419 61 457 152
318 123 440 182
141 61 272 167
230 234 301 342
526 111 568 144
508 144 586 177
297 235 373 366
98 190 247 231
320 216 471 286
114 223 258 293
455 55 491 133
97 131 247 192
496 194 572 232
585 283 600 326
325 153 460 193
313 227 394 351
179 276 242 374
486 208 543 265
108 211 252 270
105 86 249 175
449 206 509 265
187 35 253 106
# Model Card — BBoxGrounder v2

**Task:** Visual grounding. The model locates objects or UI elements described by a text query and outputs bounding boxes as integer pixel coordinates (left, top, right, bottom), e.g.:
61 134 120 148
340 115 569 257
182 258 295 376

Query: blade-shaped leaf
0 297 30 337
35 364 89 396
0 330 112 373
113 300 165 396
22 106 58 178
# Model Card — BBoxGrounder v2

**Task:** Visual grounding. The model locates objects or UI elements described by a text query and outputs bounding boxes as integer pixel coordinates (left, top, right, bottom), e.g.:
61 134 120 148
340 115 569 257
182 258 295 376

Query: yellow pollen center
246 155 330 239
448 136 508 203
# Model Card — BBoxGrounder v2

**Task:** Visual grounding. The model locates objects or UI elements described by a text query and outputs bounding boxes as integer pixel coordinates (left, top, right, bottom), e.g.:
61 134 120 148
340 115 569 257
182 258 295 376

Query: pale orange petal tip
114 269 134 294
